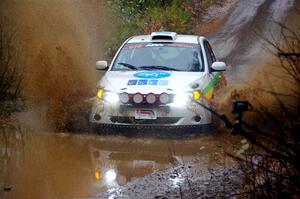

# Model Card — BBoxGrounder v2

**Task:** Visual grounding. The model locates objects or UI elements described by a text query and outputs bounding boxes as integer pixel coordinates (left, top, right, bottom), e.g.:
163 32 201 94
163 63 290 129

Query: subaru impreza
90 32 226 129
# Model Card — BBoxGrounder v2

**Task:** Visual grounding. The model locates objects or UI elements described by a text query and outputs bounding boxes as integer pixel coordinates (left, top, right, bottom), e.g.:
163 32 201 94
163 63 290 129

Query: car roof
127 34 205 44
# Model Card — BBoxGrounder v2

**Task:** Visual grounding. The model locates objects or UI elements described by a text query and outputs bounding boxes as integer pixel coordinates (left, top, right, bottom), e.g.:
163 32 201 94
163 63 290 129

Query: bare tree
0 20 22 112
225 17 300 198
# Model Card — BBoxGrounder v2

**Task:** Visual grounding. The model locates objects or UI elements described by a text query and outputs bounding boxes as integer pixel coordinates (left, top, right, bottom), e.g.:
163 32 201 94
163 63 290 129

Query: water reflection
0 124 25 198
0 128 231 198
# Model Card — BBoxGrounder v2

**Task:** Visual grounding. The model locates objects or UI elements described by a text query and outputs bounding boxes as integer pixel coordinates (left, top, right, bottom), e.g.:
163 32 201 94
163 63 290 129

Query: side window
204 41 216 72
207 42 216 62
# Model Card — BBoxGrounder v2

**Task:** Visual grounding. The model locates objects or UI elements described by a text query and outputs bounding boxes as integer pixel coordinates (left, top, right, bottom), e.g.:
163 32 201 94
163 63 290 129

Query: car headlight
96 89 119 104
173 93 191 106
173 91 201 106
104 92 119 104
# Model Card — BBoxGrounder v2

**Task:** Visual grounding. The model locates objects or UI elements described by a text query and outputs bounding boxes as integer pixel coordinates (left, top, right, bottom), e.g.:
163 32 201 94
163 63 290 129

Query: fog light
194 115 201 122
94 114 101 121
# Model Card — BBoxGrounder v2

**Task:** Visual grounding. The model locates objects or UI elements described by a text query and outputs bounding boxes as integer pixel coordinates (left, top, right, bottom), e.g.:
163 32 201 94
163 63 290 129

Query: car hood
98 71 210 94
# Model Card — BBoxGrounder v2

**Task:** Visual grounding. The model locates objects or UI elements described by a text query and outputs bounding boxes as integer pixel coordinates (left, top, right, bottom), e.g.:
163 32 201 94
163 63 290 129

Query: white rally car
90 32 226 129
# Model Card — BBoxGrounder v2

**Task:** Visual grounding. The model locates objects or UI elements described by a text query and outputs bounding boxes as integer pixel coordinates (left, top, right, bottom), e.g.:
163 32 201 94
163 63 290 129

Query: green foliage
104 0 222 59
104 0 190 59
143 2 191 34
236 139 251 156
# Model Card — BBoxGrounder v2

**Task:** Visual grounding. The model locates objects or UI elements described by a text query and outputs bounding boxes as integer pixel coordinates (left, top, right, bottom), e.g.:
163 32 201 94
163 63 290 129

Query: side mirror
96 60 108 70
211 61 226 71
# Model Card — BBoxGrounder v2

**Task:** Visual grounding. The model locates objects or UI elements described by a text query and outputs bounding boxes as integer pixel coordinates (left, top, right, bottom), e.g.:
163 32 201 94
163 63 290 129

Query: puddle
0 127 236 198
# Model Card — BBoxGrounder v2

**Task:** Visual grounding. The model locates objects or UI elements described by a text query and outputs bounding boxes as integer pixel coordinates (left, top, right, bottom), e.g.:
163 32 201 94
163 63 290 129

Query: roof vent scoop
151 32 177 41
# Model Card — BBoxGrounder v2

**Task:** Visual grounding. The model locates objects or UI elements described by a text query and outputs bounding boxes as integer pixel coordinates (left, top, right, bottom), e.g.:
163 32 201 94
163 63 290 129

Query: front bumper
90 100 212 127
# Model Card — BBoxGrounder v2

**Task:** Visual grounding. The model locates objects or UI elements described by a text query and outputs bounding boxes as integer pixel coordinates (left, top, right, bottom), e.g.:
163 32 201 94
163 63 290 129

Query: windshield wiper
118 62 138 70
139 65 181 71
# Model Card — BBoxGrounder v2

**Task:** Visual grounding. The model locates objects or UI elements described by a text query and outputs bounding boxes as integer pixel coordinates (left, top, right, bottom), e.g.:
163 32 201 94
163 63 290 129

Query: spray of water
1 0 107 131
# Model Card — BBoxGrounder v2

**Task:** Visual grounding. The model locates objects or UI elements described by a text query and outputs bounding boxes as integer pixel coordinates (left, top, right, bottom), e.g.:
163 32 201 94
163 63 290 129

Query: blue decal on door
133 71 171 79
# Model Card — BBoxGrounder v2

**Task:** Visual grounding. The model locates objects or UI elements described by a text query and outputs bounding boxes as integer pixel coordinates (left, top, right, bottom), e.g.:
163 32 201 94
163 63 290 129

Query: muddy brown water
0 129 237 198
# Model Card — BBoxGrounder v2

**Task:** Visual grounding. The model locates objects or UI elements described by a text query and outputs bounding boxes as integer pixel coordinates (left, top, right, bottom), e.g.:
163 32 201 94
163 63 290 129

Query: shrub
104 0 223 59
104 0 191 59
143 2 191 34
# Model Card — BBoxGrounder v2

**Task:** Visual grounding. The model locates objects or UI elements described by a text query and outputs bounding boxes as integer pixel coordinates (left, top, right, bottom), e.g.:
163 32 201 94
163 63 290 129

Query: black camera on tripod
232 100 252 115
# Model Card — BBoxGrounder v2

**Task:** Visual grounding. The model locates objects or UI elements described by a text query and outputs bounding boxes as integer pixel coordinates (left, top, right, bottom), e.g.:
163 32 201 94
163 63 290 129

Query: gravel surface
202 0 239 23
89 164 244 199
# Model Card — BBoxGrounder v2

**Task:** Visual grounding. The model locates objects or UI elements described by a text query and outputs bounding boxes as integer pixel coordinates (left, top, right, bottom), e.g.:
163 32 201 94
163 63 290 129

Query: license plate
135 109 157 120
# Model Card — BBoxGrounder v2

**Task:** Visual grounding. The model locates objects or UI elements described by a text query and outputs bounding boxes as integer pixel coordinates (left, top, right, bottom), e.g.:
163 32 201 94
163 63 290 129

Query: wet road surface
0 128 237 198
210 0 294 82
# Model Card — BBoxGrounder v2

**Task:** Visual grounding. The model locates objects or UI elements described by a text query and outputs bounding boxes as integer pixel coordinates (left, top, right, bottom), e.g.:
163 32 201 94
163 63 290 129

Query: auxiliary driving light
119 92 130 103
146 93 156 104
133 93 143 104
159 93 169 104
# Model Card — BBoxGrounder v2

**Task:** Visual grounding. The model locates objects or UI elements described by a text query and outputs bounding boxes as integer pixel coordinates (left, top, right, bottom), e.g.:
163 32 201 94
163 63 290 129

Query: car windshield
111 43 204 72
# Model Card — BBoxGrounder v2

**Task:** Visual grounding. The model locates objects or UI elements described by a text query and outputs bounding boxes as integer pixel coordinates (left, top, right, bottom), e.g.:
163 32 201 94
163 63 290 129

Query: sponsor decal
146 44 164 47
127 79 169 86
148 80 159 85
137 80 148 85
127 80 138 85
128 44 143 49
202 72 222 101
124 42 198 50
165 43 197 49
123 44 143 50
158 80 169 86
133 71 171 79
